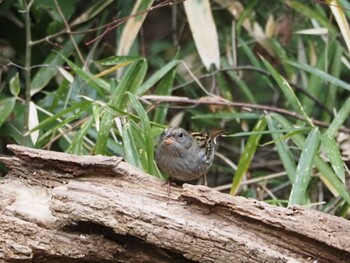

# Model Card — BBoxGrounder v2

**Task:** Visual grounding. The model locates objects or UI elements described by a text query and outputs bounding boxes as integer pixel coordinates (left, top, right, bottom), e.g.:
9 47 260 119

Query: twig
30 0 186 47
141 95 350 133
173 66 333 117
54 0 85 65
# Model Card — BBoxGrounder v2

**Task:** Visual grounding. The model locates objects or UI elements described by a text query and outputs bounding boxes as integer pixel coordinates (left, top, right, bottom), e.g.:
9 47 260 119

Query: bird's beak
164 136 174 145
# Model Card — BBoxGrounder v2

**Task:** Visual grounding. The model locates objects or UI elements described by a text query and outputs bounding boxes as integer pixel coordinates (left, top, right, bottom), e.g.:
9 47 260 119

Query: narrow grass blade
225 128 310 138
30 101 92 132
138 60 179 95
321 134 345 183
122 120 143 170
111 59 147 108
287 61 350 92
62 55 110 94
96 55 141 65
261 128 311 147
272 113 350 204
192 112 261 120
266 115 296 183
36 108 87 147
326 96 350 137
128 92 159 175
67 117 94 154
230 116 267 195
95 59 147 154
289 128 320 206
93 56 141 79
299 45 329 116
286 1 337 33
152 67 177 124
261 56 313 126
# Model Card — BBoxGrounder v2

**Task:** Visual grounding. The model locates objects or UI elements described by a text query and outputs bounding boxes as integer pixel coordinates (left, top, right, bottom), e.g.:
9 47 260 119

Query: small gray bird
155 127 224 190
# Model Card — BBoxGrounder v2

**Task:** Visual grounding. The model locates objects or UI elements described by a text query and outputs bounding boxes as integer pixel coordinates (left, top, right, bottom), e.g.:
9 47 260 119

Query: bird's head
161 127 193 151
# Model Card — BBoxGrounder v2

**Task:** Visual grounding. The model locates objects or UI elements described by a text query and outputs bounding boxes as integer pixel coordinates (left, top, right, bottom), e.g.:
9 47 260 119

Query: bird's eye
178 133 183 138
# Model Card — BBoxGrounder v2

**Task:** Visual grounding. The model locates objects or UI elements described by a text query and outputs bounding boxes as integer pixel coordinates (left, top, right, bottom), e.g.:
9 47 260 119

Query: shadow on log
0 144 350 262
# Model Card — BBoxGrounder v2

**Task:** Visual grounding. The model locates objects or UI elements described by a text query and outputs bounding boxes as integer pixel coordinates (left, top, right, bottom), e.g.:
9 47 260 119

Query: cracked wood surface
0 144 349 262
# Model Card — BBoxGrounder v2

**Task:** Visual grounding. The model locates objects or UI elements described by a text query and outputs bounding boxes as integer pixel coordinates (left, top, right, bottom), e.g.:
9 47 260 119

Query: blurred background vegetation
0 0 350 218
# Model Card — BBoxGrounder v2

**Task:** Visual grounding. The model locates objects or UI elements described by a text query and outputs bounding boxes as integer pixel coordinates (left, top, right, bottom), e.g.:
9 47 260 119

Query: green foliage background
0 0 350 217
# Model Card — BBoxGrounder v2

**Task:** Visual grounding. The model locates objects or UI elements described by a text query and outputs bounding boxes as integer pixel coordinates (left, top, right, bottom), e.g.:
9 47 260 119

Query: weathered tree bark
0 145 349 263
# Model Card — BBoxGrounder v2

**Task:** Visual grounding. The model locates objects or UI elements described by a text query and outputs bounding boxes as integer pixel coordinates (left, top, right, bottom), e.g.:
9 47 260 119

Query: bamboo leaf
117 0 154 56
321 134 345 183
266 115 296 183
127 92 158 175
192 112 261 120
31 33 85 96
289 128 320 206
95 59 147 154
230 116 267 195
184 0 220 70
152 67 177 124
272 113 350 205
28 101 39 145
67 117 94 154
0 97 16 127
138 60 179 95
122 120 143 169
326 0 350 52
287 61 350 92
9 73 20 97
261 56 313 126
326 96 350 137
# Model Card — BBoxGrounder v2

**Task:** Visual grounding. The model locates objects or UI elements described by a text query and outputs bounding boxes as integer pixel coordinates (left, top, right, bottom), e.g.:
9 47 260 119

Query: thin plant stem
54 0 85 65
23 0 35 145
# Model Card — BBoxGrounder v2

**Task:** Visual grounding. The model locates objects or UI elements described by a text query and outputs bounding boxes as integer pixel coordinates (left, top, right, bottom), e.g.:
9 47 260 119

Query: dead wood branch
0 144 349 263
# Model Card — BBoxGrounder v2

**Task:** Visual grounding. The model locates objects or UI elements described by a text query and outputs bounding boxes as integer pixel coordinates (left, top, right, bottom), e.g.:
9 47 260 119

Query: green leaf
192 112 261 120
286 1 337 33
111 59 147 108
225 127 310 138
67 117 94 154
287 61 350 92
0 97 16 127
321 134 345 183
9 73 20 97
95 59 147 154
326 96 350 137
127 92 158 175
31 33 86 96
30 101 92 132
266 115 296 183
322 42 342 122
230 116 267 195
122 120 143 169
138 60 179 95
260 56 313 126
272 113 350 205
299 44 331 116
152 67 177 124
289 128 320 206
96 55 141 66
62 55 110 95
36 107 87 147
261 128 311 147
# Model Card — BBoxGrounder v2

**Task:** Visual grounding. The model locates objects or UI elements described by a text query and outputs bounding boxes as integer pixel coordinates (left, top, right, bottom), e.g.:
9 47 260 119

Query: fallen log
0 144 349 262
